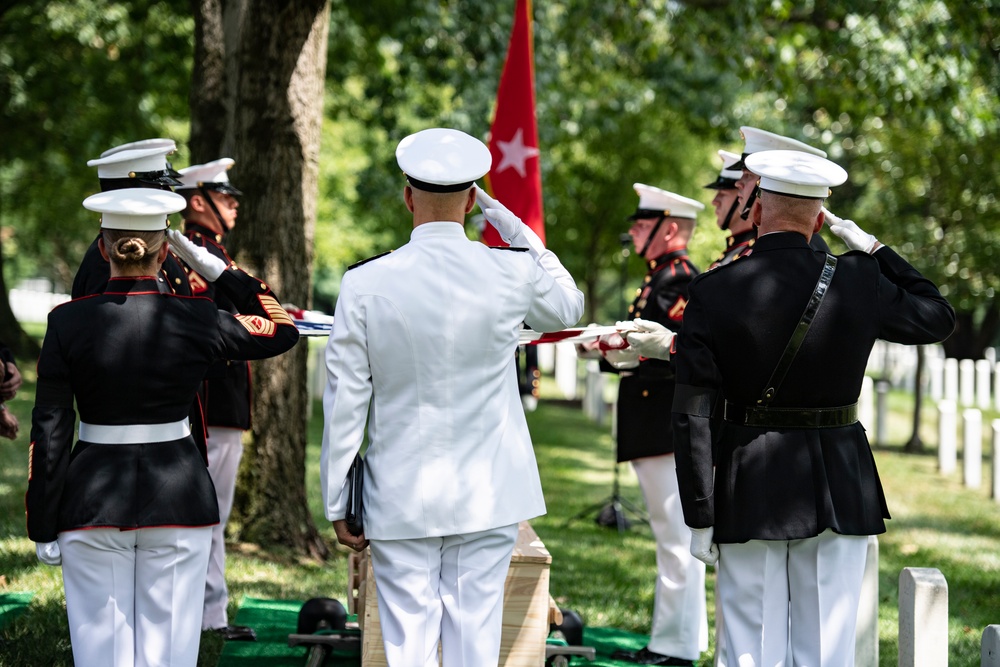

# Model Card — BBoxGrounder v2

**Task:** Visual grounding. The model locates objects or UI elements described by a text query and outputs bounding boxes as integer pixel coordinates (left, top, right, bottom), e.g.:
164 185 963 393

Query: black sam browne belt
723 401 859 429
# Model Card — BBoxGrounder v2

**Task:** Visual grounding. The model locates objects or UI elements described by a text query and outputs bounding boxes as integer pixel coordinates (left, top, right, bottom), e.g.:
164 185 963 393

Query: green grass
0 372 997 665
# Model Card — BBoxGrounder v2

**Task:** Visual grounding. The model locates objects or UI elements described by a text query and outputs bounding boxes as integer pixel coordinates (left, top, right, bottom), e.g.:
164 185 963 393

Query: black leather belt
723 401 859 429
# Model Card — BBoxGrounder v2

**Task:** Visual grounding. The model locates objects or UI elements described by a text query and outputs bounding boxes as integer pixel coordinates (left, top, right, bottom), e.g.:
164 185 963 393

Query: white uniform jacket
321 221 584 540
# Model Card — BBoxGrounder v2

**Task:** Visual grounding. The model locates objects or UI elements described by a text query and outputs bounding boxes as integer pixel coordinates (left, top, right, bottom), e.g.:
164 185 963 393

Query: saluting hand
333 519 369 553
166 229 228 281
822 207 880 254
475 187 523 244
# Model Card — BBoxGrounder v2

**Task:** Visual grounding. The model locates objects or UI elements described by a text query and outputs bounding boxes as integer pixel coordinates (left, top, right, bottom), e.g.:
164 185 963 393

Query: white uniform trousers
202 426 244 629
59 526 213 667
632 455 708 660
369 523 519 667
717 529 867 667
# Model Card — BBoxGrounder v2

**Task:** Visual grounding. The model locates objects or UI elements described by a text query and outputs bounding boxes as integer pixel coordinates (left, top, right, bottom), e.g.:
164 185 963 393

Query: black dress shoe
210 625 257 641
610 646 694 666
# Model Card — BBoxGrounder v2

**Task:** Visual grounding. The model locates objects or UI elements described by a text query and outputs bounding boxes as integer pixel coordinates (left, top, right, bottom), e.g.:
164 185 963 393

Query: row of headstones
847 540 1000 666
928 355 1000 410
936 401 1000 502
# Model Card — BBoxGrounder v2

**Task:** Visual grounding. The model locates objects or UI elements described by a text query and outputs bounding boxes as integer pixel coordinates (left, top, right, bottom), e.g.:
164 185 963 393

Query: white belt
78 419 191 444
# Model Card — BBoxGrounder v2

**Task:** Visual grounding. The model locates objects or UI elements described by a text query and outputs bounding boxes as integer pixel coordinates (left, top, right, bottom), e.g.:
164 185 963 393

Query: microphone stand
565 234 649 534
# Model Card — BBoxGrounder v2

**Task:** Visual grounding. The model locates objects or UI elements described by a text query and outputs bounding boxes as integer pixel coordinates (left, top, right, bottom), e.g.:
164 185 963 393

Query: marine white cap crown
396 128 491 192
87 146 176 179
100 138 177 159
632 183 705 220
83 188 186 231
176 158 240 195
732 126 826 171
745 150 847 199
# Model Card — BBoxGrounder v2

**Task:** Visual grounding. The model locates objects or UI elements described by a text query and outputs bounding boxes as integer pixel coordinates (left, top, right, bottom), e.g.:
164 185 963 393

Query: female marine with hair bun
25 188 299 667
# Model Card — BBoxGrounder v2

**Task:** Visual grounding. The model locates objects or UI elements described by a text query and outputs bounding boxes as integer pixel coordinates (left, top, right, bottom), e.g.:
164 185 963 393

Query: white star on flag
496 127 540 178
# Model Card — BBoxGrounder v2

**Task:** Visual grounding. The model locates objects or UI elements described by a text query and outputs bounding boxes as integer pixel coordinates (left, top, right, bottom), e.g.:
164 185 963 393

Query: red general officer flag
482 0 545 247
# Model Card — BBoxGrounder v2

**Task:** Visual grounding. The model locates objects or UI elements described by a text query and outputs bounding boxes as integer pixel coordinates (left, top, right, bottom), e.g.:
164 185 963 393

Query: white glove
166 229 228 281
822 207 878 254
689 526 719 566
622 319 675 361
475 187 549 255
475 187 520 243
598 332 639 369
36 540 62 566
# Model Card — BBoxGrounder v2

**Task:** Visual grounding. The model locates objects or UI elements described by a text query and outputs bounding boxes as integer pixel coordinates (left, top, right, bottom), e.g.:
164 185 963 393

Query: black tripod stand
564 234 649 534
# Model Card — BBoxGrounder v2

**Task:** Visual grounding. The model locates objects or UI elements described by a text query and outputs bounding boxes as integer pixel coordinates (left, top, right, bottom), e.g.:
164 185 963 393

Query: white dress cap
632 183 705 220
704 149 743 190
83 188 187 231
396 128 491 192
175 158 241 195
87 146 177 179
745 150 847 199
100 138 176 159
731 126 826 170
719 150 743 179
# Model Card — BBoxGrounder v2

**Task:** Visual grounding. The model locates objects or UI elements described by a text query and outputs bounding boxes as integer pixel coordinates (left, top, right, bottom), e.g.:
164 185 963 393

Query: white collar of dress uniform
410 221 468 240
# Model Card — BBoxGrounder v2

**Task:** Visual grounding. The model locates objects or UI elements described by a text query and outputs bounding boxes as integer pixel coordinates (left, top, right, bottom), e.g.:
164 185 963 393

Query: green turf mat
0 593 33 630
218 597 360 666
218 597 686 666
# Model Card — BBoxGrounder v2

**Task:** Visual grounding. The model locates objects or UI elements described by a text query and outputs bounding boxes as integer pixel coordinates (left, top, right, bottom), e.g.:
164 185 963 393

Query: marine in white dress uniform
27 189 299 667
173 158 256 641
320 128 584 667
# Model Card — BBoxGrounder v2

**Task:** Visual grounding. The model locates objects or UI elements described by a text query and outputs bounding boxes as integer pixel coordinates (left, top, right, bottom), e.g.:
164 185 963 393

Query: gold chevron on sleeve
258 294 294 326
235 315 276 337
28 442 34 481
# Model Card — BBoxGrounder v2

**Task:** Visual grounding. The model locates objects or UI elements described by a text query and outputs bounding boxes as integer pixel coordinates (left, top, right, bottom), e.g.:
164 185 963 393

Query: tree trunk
224 0 331 558
188 0 228 162
0 206 39 360
904 345 925 453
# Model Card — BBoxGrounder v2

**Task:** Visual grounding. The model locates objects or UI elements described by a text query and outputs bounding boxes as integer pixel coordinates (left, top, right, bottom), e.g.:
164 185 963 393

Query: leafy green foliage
0 0 192 290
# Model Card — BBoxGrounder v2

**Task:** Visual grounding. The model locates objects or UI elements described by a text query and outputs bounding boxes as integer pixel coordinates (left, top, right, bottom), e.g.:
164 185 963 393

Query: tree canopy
3 0 998 353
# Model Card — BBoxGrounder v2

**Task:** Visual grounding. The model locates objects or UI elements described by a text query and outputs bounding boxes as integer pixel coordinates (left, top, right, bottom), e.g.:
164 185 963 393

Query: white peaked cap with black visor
83 188 187 231
731 126 826 170
744 150 848 200
630 183 705 221
396 128 492 193
176 158 243 196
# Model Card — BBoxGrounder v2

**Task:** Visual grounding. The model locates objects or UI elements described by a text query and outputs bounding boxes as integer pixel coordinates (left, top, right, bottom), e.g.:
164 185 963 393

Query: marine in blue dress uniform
26 188 299 667
72 139 192 298
173 158 258 641
672 151 955 666
586 184 708 666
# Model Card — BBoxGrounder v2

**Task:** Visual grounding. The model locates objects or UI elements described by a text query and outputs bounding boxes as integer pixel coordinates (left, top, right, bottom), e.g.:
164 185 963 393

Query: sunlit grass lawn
0 368 997 665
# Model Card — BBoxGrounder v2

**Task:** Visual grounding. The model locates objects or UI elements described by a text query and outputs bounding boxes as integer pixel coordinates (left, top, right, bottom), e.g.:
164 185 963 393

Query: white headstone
583 361 605 423
984 624 1000 666
964 408 982 489
944 358 959 403
960 359 976 406
993 420 1000 504
976 359 993 410
859 376 875 431
938 400 957 475
554 342 578 400
898 567 949 667
537 344 555 374
928 355 944 402
986 347 997 365
855 536 879 667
